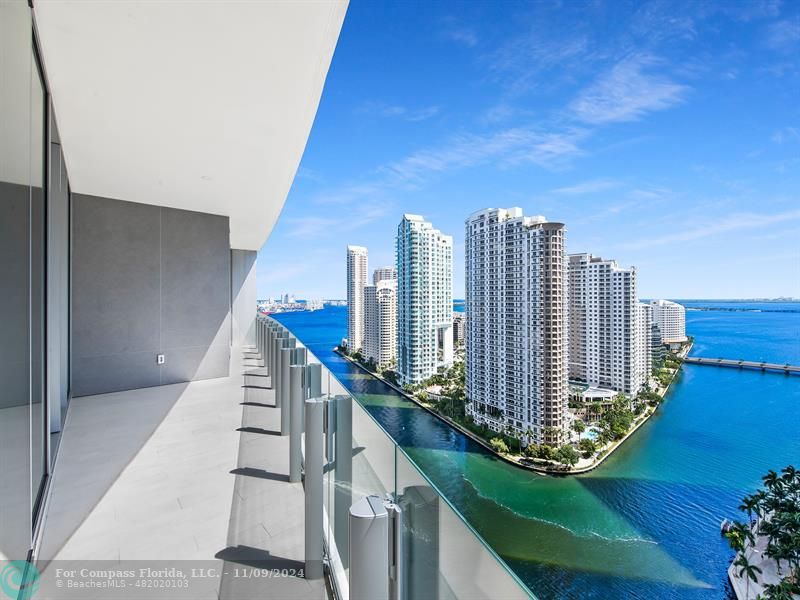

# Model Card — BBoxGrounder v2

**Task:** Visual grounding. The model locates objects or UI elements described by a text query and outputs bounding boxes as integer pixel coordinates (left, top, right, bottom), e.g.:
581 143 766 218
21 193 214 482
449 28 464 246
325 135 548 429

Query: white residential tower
396 215 453 385
346 245 368 351
568 253 649 396
364 269 398 368
465 208 569 446
650 299 687 345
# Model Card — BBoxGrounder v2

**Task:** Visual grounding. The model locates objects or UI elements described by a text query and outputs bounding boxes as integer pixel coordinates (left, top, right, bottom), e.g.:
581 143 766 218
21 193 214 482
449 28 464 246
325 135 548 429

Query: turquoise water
274 303 800 599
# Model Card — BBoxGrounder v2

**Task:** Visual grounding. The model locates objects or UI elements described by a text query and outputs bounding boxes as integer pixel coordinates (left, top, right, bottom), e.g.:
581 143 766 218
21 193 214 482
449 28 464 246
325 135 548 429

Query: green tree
557 445 579 469
761 580 800 600
524 443 539 458
571 420 586 442
733 553 762 599
740 494 760 527
578 438 597 459
489 437 509 454
536 444 556 462
731 465 800 593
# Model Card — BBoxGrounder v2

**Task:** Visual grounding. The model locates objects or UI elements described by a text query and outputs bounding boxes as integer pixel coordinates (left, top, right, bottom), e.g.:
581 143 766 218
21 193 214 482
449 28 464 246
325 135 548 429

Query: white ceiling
33 0 347 250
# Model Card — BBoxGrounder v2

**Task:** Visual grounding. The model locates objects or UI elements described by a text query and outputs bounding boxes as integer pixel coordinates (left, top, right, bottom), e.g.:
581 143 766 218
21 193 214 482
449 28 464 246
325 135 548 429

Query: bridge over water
683 356 800 375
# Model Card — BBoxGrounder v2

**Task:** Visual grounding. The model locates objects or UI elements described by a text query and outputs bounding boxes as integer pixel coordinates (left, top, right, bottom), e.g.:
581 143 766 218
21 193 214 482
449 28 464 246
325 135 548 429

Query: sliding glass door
0 0 49 561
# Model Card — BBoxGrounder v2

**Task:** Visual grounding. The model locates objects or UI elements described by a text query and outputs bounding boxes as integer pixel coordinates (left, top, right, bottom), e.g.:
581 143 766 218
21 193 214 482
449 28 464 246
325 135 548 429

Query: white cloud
622 209 800 249
406 106 441 122
444 26 478 47
488 30 590 94
771 127 800 144
570 54 688 124
357 101 440 122
380 127 586 186
284 202 392 240
551 178 623 195
765 19 800 52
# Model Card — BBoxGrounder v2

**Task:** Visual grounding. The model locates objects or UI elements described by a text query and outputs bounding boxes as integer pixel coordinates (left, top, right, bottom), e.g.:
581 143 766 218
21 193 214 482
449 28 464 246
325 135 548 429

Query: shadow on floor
230 467 290 483
215 545 304 570
236 426 281 435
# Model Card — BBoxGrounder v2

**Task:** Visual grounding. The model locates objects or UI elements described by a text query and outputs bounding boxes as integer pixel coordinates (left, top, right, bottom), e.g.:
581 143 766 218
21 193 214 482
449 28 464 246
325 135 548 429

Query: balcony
36 347 325 599
32 318 532 600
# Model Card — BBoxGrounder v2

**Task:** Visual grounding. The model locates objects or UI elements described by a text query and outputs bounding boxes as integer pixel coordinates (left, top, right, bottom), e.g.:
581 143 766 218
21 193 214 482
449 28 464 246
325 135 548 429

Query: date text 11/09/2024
53 567 304 579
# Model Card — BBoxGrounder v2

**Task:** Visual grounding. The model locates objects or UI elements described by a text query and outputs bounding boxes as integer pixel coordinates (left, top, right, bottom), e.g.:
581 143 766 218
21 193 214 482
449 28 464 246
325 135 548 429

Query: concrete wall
71 194 231 397
231 249 256 347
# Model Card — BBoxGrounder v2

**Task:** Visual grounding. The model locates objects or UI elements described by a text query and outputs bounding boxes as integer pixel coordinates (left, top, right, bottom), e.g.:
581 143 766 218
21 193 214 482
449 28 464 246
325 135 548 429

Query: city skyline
257 0 799 300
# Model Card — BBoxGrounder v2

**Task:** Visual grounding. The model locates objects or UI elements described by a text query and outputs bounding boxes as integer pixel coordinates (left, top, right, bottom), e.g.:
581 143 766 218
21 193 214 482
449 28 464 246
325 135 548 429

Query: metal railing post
264 323 273 374
304 396 324 580
289 354 307 483
334 394 353 568
272 332 290 391
306 362 322 400
279 342 296 435
268 322 283 376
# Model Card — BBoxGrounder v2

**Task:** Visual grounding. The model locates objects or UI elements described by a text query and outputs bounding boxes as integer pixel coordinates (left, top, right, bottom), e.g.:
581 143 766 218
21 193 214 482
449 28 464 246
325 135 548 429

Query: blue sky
258 0 799 300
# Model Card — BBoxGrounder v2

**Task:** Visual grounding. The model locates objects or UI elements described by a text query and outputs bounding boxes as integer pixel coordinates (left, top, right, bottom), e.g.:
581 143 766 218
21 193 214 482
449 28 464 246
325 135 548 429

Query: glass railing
269 317 534 600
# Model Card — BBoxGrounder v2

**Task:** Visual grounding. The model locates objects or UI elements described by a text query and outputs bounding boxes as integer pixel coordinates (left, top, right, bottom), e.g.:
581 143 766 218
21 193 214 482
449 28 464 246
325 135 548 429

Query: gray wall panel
72 351 161 396
72 194 161 361
231 249 257 347
161 207 230 381
0 181 30 409
72 195 231 396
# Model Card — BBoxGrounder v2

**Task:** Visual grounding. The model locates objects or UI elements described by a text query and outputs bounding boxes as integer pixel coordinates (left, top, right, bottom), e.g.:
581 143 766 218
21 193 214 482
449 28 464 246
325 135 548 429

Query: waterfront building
567 253 649 396
650 299 688 345
651 321 666 364
453 312 466 347
372 266 397 284
363 276 398 368
396 214 453 385
637 302 653 387
465 208 568 446
346 245 368 351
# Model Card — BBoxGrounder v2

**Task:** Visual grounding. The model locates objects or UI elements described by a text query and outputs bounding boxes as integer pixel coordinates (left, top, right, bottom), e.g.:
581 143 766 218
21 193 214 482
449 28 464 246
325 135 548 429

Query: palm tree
752 489 767 534
734 553 762 599
525 426 534 448
504 423 518 455
761 581 795 600
740 495 760 527
763 469 781 490
726 521 754 553
572 420 586 442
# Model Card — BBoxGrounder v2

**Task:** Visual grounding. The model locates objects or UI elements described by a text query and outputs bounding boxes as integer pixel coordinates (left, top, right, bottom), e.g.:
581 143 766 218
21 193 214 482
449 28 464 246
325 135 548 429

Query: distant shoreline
335 345 690 476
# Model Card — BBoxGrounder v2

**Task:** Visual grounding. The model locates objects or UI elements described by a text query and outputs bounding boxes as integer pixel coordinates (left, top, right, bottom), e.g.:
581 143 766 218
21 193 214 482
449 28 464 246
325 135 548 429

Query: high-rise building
651 321 666 364
346 245 368 351
363 276 397 368
372 266 397 284
453 312 466 347
636 302 653 389
567 253 648 396
396 215 453 385
465 208 568 446
650 299 687 345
